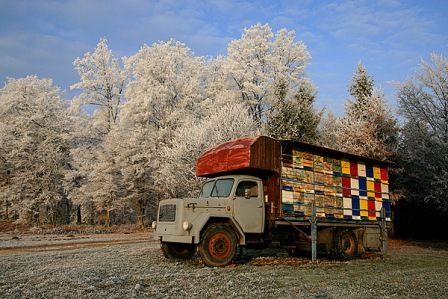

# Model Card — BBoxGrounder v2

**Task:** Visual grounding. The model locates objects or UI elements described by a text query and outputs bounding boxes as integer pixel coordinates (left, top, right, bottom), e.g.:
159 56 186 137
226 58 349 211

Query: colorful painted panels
281 147 391 221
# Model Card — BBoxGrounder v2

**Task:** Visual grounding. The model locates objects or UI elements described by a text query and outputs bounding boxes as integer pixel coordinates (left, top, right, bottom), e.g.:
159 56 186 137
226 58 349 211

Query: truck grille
159 204 176 222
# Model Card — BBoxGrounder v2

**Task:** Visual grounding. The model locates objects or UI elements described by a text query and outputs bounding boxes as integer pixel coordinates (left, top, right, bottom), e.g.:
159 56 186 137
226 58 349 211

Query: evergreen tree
320 63 398 160
265 80 322 142
347 61 374 116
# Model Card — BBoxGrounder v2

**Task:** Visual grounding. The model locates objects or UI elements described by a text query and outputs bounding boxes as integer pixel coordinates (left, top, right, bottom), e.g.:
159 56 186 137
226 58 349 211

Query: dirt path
0 232 155 256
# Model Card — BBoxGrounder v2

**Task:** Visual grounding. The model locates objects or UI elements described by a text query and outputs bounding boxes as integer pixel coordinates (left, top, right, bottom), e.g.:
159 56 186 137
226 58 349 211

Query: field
0 225 447 298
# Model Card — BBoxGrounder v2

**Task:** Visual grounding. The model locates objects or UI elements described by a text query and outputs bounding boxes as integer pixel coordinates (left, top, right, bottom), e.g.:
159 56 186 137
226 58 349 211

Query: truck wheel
161 242 196 260
333 229 358 261
198 223 237 267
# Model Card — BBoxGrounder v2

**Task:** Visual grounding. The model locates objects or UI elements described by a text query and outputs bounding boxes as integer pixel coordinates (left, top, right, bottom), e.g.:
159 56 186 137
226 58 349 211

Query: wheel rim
208 232 231 259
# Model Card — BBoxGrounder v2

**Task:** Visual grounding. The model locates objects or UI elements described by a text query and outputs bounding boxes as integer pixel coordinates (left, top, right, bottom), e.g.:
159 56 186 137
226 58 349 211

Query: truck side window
236 181 258 197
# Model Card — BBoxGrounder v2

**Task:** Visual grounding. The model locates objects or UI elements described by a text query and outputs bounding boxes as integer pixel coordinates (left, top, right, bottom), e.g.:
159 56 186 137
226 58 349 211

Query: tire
333 229 358 261
161 242 196 260
198 223 237 267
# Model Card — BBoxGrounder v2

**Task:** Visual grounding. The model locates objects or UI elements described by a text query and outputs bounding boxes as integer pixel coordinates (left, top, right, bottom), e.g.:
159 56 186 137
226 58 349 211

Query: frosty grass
1 233 447 298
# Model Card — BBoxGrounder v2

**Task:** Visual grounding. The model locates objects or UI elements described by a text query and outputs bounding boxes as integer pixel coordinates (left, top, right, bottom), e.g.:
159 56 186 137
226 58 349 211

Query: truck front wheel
198 223 237 267
161 242 196 260
333 229 358 261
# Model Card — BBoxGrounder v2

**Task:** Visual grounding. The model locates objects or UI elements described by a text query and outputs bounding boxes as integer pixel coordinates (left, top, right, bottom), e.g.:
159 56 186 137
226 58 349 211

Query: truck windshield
199 178 234 198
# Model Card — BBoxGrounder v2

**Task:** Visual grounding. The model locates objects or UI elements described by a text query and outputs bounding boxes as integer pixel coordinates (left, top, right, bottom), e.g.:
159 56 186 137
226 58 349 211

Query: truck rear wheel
198 223 237 267
333 229 358 261
161 242 196 260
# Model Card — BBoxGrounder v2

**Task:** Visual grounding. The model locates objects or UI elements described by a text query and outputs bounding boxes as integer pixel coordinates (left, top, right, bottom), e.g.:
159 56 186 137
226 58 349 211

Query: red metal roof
196 136 261 177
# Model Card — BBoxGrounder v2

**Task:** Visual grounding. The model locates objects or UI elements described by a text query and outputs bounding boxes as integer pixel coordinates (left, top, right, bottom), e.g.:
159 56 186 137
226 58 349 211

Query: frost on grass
1 237 447 298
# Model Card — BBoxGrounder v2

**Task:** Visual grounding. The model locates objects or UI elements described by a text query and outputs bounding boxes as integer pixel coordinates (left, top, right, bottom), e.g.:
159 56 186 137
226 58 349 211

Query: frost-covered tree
66 120 148 226
0 139 9 219
348 88 397 159
347 61 374 115
320 89 397 159
0 76 70 225
157 102 259 199
199 55 243 115
318 109 340 148
113 126 155 227
226 23 311 125
347 63 398 157
396 53 448 211
71 37 126 136
265 80 322 142
117 39 206 219
67 38 127 224
63 101 111 224
320 63 398 160
123 39 205 143
81 128 124 227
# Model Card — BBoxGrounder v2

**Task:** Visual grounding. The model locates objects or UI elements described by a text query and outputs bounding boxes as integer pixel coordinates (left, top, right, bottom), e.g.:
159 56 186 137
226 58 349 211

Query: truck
151 136 391 267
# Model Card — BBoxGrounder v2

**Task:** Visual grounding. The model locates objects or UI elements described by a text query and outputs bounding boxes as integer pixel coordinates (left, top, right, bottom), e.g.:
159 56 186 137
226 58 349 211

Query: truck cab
152 175 265 266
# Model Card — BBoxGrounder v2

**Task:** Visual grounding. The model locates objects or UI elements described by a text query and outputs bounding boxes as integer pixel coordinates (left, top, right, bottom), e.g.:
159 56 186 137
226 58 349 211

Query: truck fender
190 213 246 246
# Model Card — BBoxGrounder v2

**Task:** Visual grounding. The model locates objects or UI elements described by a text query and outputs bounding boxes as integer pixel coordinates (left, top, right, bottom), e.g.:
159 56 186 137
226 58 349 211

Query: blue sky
1 0 447 115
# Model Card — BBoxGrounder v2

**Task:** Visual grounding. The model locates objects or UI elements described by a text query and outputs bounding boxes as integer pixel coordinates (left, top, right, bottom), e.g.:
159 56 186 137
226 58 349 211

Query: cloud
313 0 445 58
0 29 82 90
1 0 446 109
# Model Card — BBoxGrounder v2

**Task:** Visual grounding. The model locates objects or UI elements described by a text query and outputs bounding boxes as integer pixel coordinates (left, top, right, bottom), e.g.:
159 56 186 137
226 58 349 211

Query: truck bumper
150 233 194 244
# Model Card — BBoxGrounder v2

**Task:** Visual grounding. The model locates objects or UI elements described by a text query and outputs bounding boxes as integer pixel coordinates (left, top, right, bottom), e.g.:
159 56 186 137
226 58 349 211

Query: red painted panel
342 177 351 197
374 181 382 193
368 200 376 217
374 181 382 198
342 176 351 188
350 161 358 177
380 166 388 181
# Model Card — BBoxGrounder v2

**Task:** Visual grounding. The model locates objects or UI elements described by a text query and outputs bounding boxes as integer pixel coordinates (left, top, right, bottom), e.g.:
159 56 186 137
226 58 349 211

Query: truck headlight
151 221 157 229
182 221 192 231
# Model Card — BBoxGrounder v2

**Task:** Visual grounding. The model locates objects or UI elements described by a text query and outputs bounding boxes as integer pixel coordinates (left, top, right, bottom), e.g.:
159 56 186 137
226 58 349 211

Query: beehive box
281 145 391 221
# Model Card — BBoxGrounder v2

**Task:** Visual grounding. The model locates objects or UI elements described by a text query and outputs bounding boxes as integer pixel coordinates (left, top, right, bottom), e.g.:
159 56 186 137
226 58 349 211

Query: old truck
151 136 391 266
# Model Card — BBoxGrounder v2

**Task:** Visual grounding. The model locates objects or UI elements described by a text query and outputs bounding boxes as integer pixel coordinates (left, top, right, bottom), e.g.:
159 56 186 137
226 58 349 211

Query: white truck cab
152 175 265 266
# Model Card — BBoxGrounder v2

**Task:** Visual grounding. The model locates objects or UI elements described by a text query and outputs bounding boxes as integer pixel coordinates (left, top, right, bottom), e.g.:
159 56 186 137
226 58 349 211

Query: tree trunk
104 209 110 227
138 202 145 229
77 205 81 224
4 200 9 220
46 203 58 227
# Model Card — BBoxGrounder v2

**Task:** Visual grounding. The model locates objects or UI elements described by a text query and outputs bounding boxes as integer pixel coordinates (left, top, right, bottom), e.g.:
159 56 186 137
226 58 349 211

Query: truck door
233 180 265 233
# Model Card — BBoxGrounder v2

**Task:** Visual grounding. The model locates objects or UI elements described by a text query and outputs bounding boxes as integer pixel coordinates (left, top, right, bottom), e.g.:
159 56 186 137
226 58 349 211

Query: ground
0 221 447 298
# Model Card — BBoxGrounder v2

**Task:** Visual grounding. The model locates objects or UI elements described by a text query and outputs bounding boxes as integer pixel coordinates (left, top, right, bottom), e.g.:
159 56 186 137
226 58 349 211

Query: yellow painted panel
342 157 351 175
360 199 368 217
373 165 381 180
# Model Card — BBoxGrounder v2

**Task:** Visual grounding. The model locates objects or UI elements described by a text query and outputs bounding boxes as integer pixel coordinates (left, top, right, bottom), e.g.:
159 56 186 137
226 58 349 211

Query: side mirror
244 189 251 199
